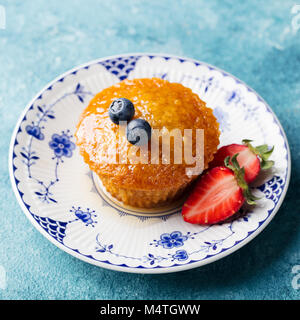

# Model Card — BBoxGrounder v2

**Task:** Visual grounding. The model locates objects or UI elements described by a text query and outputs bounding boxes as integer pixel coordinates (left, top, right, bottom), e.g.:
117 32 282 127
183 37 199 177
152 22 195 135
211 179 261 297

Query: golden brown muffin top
75 78 220 190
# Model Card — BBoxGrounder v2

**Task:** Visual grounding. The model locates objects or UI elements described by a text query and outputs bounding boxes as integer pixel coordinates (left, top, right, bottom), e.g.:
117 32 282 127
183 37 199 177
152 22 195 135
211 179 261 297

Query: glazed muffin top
75 78 220 190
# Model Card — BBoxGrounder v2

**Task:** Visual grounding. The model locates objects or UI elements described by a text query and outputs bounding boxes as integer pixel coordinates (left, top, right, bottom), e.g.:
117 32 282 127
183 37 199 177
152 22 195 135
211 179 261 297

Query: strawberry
209 139 274 183
182 154 258 225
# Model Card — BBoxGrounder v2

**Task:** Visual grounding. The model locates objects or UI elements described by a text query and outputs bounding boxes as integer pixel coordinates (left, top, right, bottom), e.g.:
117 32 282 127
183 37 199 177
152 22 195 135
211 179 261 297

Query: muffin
75 78 220 208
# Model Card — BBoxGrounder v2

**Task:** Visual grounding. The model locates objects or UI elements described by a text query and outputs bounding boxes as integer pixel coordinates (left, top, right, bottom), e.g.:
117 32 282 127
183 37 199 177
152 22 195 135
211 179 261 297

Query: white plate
9 53 291 274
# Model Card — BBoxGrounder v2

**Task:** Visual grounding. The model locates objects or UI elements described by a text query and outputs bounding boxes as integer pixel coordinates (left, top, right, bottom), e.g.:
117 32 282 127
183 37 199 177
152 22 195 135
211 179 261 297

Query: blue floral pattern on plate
19 84 92 204
49 132 75 158
69 206 97 227
154 231 188 249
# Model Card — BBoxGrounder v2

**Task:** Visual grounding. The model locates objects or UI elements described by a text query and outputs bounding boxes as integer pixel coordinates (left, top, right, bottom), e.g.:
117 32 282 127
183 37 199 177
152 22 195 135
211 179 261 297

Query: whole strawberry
209 139 274 183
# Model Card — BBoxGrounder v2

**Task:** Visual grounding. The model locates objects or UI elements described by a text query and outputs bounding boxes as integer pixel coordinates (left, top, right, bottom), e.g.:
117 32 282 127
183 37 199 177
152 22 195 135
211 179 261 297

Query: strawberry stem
242 139 274 170
224 154 260 205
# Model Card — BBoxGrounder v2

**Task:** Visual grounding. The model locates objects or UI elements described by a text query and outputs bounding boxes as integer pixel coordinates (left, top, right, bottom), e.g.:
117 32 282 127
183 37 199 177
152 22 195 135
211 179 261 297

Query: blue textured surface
0 0 299 300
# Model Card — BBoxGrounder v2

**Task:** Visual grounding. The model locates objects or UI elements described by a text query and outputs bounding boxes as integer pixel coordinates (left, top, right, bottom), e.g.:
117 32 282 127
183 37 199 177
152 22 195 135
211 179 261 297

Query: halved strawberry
182 154 258 225
209 140 274 183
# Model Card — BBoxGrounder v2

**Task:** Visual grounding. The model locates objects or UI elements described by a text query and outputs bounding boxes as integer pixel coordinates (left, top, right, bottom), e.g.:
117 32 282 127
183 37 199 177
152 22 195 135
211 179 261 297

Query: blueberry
126 119 152 146
108 98 135 124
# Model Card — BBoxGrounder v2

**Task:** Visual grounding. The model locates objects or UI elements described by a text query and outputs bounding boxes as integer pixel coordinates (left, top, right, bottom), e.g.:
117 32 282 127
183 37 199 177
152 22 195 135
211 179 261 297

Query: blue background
0 0 300 300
